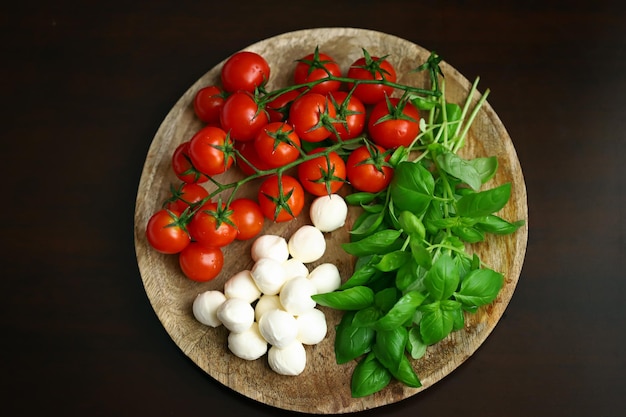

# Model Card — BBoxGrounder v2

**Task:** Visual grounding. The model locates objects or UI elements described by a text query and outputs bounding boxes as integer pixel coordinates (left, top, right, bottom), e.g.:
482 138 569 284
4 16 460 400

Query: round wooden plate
134 28 528 414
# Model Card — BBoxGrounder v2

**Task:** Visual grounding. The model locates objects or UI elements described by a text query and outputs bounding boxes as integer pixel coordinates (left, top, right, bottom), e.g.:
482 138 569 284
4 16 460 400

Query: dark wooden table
2 1 624 416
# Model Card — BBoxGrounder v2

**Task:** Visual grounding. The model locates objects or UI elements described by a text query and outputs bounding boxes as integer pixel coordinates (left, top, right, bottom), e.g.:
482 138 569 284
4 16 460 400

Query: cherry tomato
254 122 301 168
297 147 346 196
346 144 394 193
294 49 342 95
188 202 238 248
288 92 337 142
327 91 366 141
179 242 224 282
188 126 234 176
368 97 420 149
193 85 226 125
171 141 209 184
220 50 270 93
258 174 305 222
229 198 265 240
220 91 269 142
346 53 397 104
165 183 209 213
266 90 300 122
145 209 190 254
234 140 272 176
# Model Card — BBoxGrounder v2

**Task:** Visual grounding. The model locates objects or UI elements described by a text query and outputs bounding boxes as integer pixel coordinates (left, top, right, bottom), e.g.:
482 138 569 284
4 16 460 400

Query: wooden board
133 27 528 414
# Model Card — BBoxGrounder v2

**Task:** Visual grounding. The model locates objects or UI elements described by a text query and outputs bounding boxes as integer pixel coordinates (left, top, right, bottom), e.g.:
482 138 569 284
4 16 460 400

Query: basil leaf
335 311 375 364
374 287 400 312
454 268 504 309
353 306 382 328
342 229 402 257
389 161 435 216
475 214 525 235
436 151 482 191
456 183 512 218
345 192 378 205
312 286 374 310
349 211 384 239
398 211 426 239
392 355 422 388
373 250 411 272
340 259 379 290
419 302 455 345
351 353 391 398
424 254 460 301
375 291 427 331
452 225 485 243
372 327 408 372
407 327 427 359
469 156 498 184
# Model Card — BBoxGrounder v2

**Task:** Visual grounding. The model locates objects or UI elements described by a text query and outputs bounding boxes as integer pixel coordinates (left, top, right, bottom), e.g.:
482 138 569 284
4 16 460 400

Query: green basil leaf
345 192 378 205
409 239 432 270
452 225 485 243
349 211 384 239
398 211 426 239
407 327 427 359
475 214 525 235
353 306 382 328
335 311 375 364
436 151 482 191
373 250 411 272
456 183 512 218
312 286 374 310
374 287 400 312
419 302 455 345
454 268 504 309
389 145 409 166
342 229 402 257
372 327 408 372
389 161 435 216
374 291 427 331
468 156 498 184
392 355 422 388
340 259 379 290
351 353 392 398
424 254 460 301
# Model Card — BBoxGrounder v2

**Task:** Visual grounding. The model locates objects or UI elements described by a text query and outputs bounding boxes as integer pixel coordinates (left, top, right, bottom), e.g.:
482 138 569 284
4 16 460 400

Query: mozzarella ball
258 309 298 348
254 294 284 322
228 322 268 361
250 257 287 295
310 194 348 232
288 225 326 263
307 263 342 294
268 341 307 376
223 270 261 303
279 276 317 316
251 235 289 262
282 258 309 282
296 308 327 345
192 290 227 327
216 298 255 333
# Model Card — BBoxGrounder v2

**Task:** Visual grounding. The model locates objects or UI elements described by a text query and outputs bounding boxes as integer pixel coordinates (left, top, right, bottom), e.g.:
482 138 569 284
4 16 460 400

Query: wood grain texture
133 28 528 414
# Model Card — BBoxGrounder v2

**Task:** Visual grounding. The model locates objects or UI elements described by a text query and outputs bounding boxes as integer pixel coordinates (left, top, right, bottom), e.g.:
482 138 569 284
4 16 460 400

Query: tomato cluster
146 47 423 282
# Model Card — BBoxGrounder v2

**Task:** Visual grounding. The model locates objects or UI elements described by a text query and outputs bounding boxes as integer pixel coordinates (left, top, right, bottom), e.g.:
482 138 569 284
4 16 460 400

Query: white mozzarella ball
216 298 255 333
296 308 327 345
254 294 284 322
310 194 348 232
250 234 289 262
307 263 342 294
282 258 309 282
288 225 326 263
250 257 287 295
223 270 261 303
258 309 298 348
227 322 268 361
279 276 317 316
192 290 227 327
268 341 307 376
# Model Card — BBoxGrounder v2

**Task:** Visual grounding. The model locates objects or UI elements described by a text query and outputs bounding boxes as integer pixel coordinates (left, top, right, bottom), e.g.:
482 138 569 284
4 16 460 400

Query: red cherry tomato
346 144 394 193
145 209 190 254
220 51 270 93
327 91 366 141
368 97 420 149
234 140 272 176
266 89 300 123
220 91 269 142
347 54 397 104
297 147 346 196
193 85 226 125
188 202 237 248
288 92 337 142
165 183 209 213
257 174 305 222
229 198 265 240
294 49 342 95
179 242 224 282
188 126 234 176
171 141 209 184
254 122 301 168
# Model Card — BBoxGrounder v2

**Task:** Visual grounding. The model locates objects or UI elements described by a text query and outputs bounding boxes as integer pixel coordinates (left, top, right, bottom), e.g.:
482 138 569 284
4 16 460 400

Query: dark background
2 1 624 416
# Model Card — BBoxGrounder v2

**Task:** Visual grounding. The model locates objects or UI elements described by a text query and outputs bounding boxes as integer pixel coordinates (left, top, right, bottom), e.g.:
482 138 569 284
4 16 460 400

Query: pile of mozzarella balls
192 194 348 376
